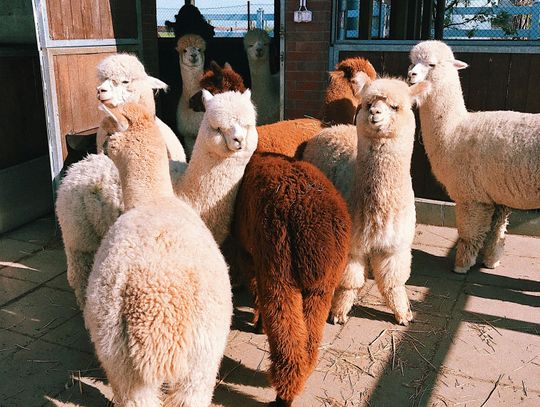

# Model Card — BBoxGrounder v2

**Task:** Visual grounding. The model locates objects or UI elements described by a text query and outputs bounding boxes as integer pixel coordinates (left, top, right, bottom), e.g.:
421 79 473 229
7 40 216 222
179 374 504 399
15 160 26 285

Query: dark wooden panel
0 54 48 170
506 53 531 112
46 0 137 40
382 51 409 78
526 54 540 113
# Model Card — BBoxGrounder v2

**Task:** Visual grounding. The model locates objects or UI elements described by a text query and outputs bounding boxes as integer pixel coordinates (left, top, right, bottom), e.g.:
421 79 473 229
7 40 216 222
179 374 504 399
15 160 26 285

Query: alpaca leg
249 276 265 334
260 285 309 405
329 253 367 324
303 290 334 371
102 361 161 407
371 249 413 326
163 371 216 407
65 249 94 309
454 202 495 274
482 205 511 269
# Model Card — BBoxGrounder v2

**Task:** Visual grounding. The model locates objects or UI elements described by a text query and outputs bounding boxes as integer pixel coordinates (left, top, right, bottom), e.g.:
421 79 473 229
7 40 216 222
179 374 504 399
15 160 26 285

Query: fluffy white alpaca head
96 54 168 115
357 78 430 139
199 89 258 157
243 29 270 61
407 40 468 85
176 34 206 68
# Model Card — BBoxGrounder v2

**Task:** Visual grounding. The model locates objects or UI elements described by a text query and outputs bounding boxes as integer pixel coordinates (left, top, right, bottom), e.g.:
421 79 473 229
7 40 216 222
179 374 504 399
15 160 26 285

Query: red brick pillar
284 0 332 119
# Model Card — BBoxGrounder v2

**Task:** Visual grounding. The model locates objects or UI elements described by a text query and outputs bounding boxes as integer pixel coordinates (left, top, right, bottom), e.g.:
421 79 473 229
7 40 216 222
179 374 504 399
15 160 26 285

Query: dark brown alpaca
321 57 377 126
232 153 351 406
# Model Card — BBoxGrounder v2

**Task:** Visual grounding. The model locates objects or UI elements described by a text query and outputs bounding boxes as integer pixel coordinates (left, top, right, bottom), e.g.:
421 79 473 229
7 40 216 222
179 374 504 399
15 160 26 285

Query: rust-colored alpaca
232 153 351 406
321 57 377 126
189 61 323 158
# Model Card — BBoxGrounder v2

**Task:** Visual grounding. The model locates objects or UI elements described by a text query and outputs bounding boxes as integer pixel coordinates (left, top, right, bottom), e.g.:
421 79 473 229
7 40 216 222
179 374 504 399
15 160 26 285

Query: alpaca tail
259 279 309 403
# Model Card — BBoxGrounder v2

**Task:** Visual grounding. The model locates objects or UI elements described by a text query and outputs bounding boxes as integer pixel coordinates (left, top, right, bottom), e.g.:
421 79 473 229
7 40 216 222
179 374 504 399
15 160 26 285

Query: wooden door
32 0 143 187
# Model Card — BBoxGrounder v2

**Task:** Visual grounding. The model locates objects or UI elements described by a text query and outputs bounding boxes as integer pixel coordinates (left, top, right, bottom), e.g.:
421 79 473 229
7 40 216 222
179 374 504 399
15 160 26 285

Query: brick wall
284 0 332 119
140 1 159 77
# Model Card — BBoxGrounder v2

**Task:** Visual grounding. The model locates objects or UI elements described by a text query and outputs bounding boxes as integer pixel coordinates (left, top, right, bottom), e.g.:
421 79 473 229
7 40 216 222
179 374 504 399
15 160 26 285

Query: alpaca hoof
395 309 413 326
483 260 500 269
453 265 470 274
329 312 349 325
269 396 292 407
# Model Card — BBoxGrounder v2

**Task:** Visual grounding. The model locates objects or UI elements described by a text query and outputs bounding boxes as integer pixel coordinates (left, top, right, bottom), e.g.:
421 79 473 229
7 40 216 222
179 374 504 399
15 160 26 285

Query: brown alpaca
232 153 351 406
189 61 324 157
321 57 377 126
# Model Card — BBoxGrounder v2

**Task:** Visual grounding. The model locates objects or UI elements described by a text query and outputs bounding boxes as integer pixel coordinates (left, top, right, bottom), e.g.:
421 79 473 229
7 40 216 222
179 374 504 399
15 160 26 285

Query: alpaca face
200 89 258 157
357 79 418 139
176 34 206 69
408 41 468 85
350 71 371 99
243 29 270 61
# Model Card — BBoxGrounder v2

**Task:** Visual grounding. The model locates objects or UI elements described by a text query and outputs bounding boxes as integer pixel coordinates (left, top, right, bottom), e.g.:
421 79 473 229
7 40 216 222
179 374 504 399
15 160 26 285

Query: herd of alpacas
55 36 540 407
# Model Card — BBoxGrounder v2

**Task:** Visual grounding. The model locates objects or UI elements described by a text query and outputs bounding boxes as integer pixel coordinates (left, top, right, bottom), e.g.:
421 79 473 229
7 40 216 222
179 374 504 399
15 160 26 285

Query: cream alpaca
95 53 186 162
243 29 279 125
175 89 258 245
408 40 540 273
176 34 206 158
85 102 232 407
57 54 187 309
330 78 429 325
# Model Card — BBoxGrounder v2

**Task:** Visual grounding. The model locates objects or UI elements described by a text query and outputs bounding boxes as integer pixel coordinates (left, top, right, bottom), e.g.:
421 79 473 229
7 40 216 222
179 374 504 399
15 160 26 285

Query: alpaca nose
369 106 381 115
408 71 417 80
256 48 263 57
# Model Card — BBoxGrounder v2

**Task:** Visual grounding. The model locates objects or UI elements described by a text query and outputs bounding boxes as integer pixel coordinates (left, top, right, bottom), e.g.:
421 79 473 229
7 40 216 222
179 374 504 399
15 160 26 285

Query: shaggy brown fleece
321 57 377 126
189 61 246 112
232 153 351 406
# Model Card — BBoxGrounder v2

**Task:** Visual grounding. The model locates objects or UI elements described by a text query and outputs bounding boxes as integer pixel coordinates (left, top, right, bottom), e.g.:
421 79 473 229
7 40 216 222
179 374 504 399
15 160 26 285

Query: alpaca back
85 199 231 383
235 153 351 288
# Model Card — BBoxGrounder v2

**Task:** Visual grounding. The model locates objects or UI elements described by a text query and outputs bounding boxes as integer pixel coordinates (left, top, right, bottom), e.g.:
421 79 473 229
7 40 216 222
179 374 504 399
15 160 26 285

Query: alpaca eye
429 63 436 67
366 102 372 109
391 105 399 111
122 80 130 84
183 49 188 53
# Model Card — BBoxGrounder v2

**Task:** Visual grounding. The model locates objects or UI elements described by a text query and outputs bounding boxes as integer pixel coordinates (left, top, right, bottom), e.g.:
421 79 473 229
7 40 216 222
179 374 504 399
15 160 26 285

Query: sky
157 0 273 10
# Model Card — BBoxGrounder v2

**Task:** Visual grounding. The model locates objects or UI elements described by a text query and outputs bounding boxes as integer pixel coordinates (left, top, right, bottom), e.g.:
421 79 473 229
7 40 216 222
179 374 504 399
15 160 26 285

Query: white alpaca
95 53 186 163
85 102 232 407
175 89 258 245
176 34 206 158
57 54 187 309
329 78 429 325
243 29 279 125
408 40 540 273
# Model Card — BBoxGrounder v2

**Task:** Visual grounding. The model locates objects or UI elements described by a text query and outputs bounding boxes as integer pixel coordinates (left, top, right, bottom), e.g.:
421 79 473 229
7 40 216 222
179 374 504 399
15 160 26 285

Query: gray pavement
0 215 538 406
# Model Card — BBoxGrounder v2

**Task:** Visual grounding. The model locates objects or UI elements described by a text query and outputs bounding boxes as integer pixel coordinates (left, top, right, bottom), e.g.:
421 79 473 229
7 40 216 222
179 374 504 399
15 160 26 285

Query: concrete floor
0 215 539 406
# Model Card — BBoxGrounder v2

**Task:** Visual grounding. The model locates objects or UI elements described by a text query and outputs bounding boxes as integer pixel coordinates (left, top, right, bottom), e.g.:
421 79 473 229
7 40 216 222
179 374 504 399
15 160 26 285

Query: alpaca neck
248 58 273 97
180 61 204 100
175 124 254 244
419 69 468 159
118 149 175 211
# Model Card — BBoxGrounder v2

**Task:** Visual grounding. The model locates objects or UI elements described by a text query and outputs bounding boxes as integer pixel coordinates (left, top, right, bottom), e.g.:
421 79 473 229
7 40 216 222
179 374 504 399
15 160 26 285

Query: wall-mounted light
293 0 312 23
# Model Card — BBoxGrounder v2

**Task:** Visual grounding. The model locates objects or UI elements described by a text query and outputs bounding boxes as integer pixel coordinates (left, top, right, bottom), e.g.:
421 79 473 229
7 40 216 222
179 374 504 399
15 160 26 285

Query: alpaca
321 57 377 126
189 60 323 158
95 53 186 163
232 153 351 406
175 89 258 245
301 57 378 199
176 33 206 158
85 102 232 407
57 54 187 309
57 89 256 310
408 40 540 273
243 29 279 125
329 78 430 326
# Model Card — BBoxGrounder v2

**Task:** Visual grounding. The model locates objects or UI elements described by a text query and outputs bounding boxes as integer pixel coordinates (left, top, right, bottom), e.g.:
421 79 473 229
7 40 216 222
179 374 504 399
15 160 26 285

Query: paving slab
5 215 58 248
0 275 38 307
0 286 79 338
0 238 43 265
0 248 66 284
0 340 97 407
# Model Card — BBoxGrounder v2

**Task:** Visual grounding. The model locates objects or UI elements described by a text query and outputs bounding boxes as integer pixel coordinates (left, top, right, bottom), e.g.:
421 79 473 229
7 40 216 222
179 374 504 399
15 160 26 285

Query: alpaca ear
409 81 432 106
242 89 251 100
98 103 129 132
147 76 169 91
210 60 221 72
201 89 214 108
224 62 232 69
453 59 468 70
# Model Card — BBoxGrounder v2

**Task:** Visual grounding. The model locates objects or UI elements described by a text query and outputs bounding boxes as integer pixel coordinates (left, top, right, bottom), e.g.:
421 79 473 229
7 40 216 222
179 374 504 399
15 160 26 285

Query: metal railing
157 3 274 38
